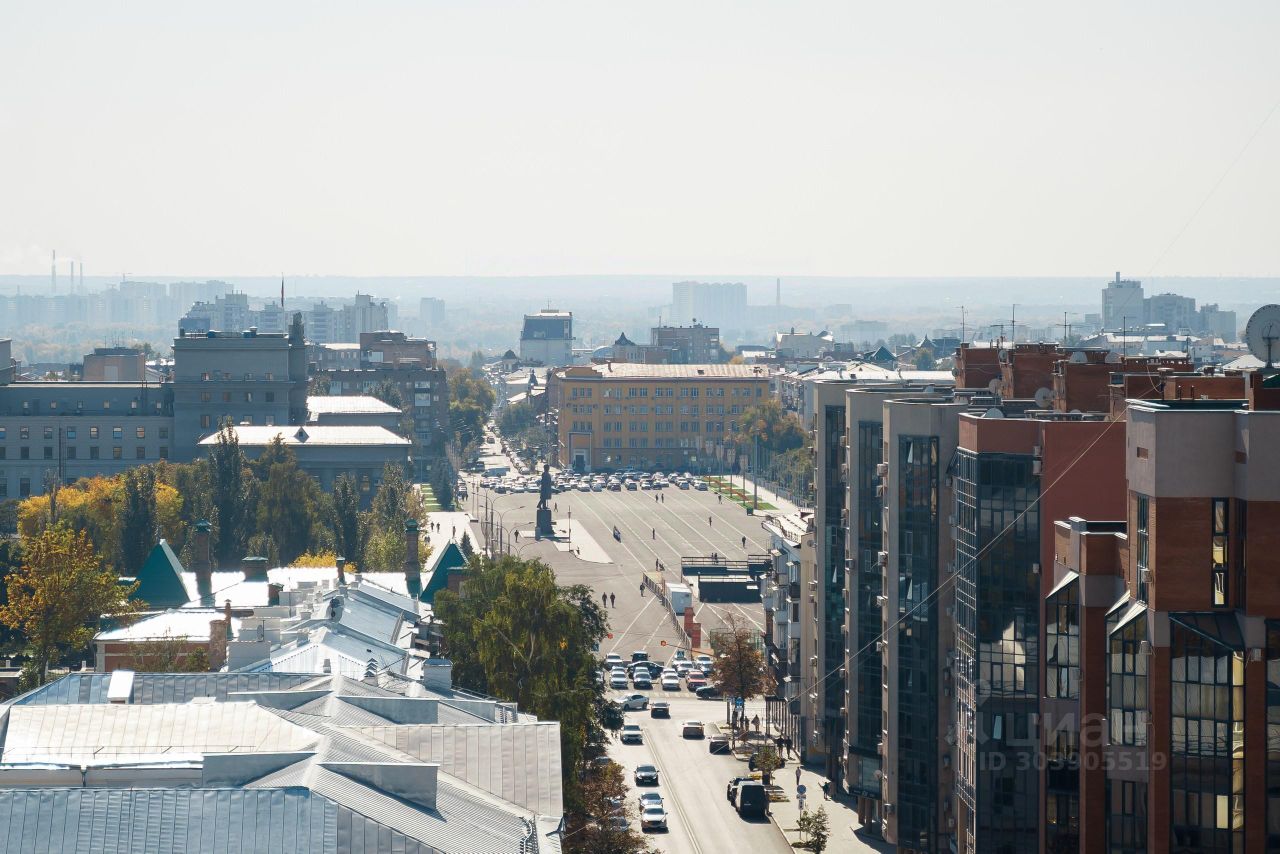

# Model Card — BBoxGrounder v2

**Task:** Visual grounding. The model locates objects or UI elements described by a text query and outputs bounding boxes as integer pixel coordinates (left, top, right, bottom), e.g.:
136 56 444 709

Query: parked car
726 776 753 804
709 735 731 754
632 673 652 690
695 480 709 491
686 673 708 691
696 684 723 700
616 693 648 711
631 650 650 663
610 672 629 689
735 782 769 818
634 764 660 786
682 720 705 739
661 675 680 691
640 806 668 832
604 653 624 668
649 701 671 719
620 724 643 744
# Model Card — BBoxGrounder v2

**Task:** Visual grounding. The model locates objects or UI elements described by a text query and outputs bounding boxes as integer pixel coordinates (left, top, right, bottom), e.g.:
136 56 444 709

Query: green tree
255 442 322 565
362 526 407 571
307 374 331 395
330 473 368 566
737 398 805 455
914 348 937 370
499 400 536 437
565 762 655 854
753 743 784 785
119 466 158 572
449 369 496 448
370 463 416 532
372 376 405 409
0 526 140 685
208 422 250 565
796 806 831 852
434 555 615 811
469 349 486 370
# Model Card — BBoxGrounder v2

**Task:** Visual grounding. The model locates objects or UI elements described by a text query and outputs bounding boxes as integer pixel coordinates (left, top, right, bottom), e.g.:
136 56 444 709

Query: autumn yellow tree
0 526 140 687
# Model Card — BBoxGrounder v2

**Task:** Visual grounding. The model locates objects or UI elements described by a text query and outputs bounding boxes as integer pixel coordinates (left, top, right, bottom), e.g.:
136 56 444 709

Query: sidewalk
771 761 890 853
705 474 803 517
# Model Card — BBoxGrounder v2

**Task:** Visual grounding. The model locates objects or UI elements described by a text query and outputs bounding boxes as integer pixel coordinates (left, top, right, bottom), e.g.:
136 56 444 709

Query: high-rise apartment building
520 309 574 367
671 281 747 329
1145 292 1198 333
1102 274 1145 332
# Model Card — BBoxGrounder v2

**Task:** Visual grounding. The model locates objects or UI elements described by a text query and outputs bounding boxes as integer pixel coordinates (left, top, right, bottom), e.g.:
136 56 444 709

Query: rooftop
306 395 400 415
197 425 411 447
563 363 768 379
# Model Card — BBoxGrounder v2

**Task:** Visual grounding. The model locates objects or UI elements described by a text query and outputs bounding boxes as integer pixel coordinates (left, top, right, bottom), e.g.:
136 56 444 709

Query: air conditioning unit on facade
876 463 890 478
877 551 888 567
1032 459 1043 475
1139 568 1152 584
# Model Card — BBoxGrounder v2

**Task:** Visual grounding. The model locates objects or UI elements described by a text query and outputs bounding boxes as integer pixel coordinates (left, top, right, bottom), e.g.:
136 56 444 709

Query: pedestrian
640 583 645 597
821 780 831 800
610 592 616 608
795 766 802 787
741 535 746 549
515 530 520 541
718 494 722 504
655 494 659 503
652 528 656 540
708 515 712 527
602 592 607 606
661 494 665 503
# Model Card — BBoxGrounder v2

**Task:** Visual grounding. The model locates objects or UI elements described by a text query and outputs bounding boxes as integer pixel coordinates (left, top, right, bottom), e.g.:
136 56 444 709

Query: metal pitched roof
10 672 318 706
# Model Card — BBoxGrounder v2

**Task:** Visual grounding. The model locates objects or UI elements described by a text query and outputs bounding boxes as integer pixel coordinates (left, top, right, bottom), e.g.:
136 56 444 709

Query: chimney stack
336 556 347 586
241 555 268 581
404 518 420 579
267 582 283 607
192 520 214 576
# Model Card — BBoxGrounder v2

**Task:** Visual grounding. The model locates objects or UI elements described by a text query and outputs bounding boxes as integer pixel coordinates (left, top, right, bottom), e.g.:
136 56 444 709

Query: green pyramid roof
131 540 190 608
419 541 467 604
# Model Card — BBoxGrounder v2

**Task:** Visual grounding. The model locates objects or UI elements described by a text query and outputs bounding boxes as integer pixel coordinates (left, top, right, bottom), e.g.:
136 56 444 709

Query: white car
694 480 708 491
661 675 680 691
638 792 664 811
610 672 629 689
577 482 591 492
640 806 668 832
604 653 623 667
620 724 643 744
616 693 649 711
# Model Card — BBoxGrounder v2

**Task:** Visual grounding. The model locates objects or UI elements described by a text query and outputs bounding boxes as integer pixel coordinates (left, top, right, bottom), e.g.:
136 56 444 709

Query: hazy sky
2 2 1277 278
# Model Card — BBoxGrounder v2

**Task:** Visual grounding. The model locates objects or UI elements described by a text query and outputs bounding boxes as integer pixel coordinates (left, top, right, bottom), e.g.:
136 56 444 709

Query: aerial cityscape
2 3 1279 854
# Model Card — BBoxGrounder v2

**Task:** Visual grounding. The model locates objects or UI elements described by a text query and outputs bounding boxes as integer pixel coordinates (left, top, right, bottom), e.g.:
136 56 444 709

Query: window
201 392 212 402
245 392 253 402
1212 498 1228 607
159 447 168 460
89 426 99 439
43 427 53 440
201 415 212 429
0 427 4 439
66 427 76 440
136 447 146 459
19 478 30 498
89 447 100 460
136 426 146 439
1045 579 1080 700
19 427 28 440
112 427 122 440
66 447 76 460
222 392 231 403
0 479 6 497
265 392 275 403
20 447 29 460
43 447 53 460
1135 494 1150 603
112 447 122 460
360 474 371 493
103 400 110 409
159 427 168 439
1108 611 1147 746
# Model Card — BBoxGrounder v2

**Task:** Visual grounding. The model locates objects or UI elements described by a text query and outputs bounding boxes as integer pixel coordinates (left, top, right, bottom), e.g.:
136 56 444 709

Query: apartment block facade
548 363 769 471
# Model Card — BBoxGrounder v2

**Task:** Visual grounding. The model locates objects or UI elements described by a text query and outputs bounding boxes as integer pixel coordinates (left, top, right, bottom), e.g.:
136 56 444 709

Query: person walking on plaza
741 535 746 549
795 766 802 787
609 592 616 608
652 528 656 540
639 583 645 597
602 592 607 607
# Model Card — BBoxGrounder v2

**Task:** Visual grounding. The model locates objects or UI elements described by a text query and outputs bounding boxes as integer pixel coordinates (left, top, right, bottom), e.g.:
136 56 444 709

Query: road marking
607 592 661 655
644 719 705 854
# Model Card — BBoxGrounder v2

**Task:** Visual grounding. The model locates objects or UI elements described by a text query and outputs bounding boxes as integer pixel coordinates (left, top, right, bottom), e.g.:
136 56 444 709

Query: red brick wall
1149 496 1212 612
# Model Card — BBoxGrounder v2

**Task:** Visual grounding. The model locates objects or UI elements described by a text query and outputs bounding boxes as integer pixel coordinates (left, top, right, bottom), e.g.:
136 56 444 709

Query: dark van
736 782 769 818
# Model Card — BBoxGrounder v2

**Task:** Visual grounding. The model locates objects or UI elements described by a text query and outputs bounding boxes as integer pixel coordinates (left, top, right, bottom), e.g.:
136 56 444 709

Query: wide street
607 694 790 854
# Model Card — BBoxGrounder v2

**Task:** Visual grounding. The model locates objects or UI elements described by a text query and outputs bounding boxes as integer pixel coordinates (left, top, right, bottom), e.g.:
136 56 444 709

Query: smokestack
404 518 421 579
192 520 214 576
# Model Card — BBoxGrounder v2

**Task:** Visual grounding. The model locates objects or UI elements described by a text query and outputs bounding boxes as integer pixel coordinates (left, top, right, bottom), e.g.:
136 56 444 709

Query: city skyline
3 2 1279 278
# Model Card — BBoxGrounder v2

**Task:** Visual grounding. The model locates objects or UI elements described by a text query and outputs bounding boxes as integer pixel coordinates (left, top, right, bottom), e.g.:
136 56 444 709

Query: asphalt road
608 693 790 854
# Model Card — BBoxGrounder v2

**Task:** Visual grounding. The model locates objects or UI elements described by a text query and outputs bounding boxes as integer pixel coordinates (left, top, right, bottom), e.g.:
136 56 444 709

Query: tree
363 526 407 571
372 376 405 410
0 526 140 685
121 632 210 673
499 400 536 437
710 614 775 705
914 348 937 370
307 374 331 395
753 743 784 786
119 466 158 572
458 531 474 558
370 463 417 532
330 474 367 566
208 422 250 565
256 446 322 566
564 762 655 854
737 398 805 455
796 806 831 853
469 349 486 370
434 555 615 812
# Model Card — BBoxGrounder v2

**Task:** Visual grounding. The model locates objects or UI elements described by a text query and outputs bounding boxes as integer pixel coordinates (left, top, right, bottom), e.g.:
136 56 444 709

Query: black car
649 701 671 719
634 764 660 786
709 735 731 754
695 684 722 700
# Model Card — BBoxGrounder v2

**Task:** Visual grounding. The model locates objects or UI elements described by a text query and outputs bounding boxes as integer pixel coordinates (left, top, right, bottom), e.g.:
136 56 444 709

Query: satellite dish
987 378 1001 393
982 407 1004 419
1034 387 1054 408
1105 351 1122 364
1245 304 1280 368
1069 350 1088 364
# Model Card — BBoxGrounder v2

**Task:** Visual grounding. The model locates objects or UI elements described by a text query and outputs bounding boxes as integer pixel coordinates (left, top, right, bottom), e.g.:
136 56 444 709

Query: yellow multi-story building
548 363 770 472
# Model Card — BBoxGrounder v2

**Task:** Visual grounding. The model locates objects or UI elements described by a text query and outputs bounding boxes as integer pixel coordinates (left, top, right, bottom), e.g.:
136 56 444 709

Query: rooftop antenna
1010 303 1017 345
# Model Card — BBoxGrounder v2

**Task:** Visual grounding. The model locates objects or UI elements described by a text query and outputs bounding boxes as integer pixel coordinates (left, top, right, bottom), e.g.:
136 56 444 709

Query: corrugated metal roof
0 788 440 854
3 703 319 765
306 395 400 415
355 723 563 816
10 672 318 706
